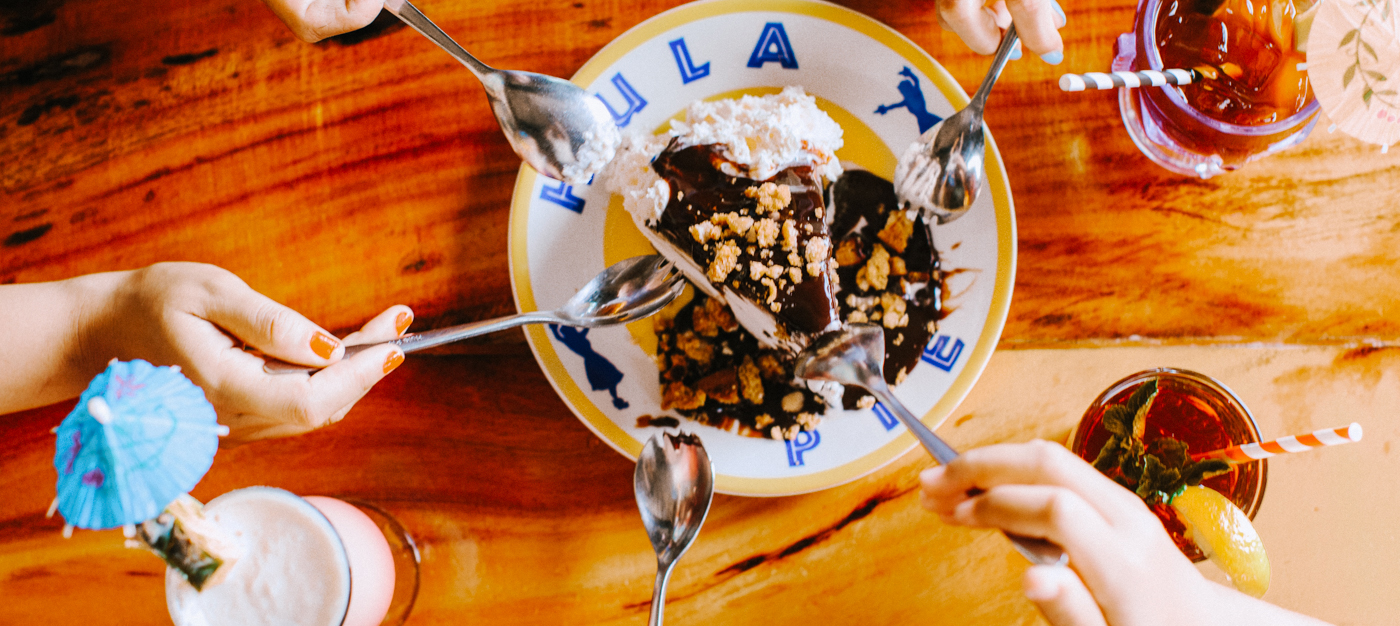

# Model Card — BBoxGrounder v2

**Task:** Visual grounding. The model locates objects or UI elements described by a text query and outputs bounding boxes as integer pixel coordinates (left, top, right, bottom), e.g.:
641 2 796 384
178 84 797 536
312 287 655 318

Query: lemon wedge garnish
1170 485 1270 597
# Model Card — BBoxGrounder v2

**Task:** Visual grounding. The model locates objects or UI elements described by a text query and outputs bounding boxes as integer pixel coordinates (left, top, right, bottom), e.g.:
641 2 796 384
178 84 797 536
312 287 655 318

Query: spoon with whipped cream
894 25 1019 224
384 0 620 183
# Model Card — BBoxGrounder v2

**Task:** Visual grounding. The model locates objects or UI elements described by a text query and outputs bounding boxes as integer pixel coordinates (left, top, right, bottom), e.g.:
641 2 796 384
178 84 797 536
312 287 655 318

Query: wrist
0 269 131 413
63 269 135 381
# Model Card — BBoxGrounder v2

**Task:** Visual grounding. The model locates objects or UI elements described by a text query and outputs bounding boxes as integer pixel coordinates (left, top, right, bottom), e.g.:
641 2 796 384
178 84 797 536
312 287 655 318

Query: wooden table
3 0 1397 623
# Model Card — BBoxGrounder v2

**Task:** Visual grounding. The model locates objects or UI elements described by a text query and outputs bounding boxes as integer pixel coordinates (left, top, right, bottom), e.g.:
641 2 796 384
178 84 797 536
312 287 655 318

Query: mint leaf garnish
1088 379 1235 505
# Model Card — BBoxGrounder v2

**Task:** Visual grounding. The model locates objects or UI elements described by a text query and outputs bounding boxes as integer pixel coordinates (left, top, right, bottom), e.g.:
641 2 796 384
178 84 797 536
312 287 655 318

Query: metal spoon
634 431 714 626
893 26 1019 224
793 324 1067 566
384 0 621 184
263 255 683 374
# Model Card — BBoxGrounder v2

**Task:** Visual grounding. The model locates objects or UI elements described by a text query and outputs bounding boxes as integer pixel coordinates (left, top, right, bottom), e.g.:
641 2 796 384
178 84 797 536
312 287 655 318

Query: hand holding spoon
794 324 1067 566
635 431 715 626
894 26 1019 224
384 0 620 183
263 255 683 374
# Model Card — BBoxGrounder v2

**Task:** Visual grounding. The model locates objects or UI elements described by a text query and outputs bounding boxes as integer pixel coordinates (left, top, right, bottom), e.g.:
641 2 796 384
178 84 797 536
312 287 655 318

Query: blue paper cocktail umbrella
52 359 227 532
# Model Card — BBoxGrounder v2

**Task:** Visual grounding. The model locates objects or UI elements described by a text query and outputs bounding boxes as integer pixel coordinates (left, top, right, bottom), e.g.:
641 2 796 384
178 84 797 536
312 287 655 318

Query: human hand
259 0 385 42
935 0 1067 64
920 440 1218 625
86 262 411 445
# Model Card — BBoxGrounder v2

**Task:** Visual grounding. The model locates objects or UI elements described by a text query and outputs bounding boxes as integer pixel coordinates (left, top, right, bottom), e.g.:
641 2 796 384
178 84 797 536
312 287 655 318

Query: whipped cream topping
600 86 844 226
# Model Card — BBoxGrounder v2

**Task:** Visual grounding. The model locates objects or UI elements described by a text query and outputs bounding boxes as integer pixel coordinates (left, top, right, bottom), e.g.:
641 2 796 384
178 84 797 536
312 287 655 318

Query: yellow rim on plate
509 0 1016 496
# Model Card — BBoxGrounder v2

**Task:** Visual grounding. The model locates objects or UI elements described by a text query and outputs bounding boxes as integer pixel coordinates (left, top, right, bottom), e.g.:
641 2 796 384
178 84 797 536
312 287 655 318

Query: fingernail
1009 42 1023 61
1041 49 1064 65
395 311 413 336
920 466 946 484
953 499 976 524
310 332 339 359
383 349 404 374
1051 0 1067 27
1024 569 1061 602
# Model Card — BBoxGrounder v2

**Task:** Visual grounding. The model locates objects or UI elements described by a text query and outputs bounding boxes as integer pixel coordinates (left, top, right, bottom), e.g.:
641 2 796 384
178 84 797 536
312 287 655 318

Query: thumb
301 342 404 428
1024 565 1109 626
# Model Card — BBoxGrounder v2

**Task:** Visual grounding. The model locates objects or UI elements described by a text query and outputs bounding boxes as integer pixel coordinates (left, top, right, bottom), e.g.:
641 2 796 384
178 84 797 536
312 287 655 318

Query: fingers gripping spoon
794 324 1067 566
263 256 683 374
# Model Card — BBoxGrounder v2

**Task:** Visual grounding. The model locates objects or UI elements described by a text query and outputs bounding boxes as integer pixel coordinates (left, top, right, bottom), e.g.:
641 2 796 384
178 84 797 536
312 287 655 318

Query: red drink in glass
1069 368 1267 561
1114 0 1319 177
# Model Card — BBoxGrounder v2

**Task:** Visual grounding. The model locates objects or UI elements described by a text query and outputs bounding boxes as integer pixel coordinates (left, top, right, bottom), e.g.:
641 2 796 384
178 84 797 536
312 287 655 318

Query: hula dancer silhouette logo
876 67 944 134
550 325 629 409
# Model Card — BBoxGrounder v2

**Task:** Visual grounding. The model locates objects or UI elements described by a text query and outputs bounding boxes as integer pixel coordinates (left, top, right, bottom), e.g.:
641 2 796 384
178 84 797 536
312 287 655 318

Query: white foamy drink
165 487 393 626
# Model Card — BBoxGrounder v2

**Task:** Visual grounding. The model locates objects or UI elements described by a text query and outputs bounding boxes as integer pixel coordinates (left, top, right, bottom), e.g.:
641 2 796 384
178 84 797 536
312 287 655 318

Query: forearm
0 270 128 414
1206 580 1334 626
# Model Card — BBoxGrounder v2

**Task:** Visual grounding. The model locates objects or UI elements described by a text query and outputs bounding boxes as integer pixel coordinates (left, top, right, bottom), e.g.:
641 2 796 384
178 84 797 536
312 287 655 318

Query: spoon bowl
385 0 620 183
263 255 683 373
556 254 685 325
795 324 1067 566
894 26 1018 224
635 431 715 626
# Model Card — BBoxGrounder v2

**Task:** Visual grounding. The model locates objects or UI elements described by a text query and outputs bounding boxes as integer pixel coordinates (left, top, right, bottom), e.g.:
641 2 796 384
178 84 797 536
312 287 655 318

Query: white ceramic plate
509 0 1016 496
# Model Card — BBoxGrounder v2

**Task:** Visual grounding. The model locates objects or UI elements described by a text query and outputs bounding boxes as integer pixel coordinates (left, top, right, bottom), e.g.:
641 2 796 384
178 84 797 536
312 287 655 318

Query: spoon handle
261 310 559 374
867 383 960 465
384 0 494 79
648 559 676 626
867 382 1068 566
969 24 1019 108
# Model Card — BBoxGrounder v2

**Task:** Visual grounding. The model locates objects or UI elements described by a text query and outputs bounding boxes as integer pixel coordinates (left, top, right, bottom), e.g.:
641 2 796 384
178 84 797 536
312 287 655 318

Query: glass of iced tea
1069 368 1268 561
1113 0 1319 177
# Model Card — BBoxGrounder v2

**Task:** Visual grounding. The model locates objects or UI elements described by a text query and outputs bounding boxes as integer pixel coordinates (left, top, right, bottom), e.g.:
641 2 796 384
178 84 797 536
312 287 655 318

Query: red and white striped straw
1059 69 1202 92
1193 423 1363 464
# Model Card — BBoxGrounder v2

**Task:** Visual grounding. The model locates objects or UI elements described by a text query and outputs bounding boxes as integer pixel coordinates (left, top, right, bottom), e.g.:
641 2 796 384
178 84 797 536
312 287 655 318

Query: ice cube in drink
1156 0 1312 126
1113 0 1320 177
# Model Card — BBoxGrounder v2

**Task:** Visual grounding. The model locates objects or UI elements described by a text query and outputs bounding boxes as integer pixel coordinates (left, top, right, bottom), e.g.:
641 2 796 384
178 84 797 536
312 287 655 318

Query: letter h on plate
539 180 586 213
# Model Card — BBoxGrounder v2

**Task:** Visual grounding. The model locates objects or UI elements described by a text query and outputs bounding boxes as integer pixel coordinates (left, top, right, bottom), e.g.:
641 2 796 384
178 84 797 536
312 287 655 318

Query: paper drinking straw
1058 68 1202 92
1192 423 1363 464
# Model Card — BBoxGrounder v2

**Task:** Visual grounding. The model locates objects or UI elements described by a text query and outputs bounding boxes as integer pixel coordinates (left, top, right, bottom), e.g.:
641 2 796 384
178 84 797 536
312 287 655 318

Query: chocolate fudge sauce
652 166 949 438
650 143 839 337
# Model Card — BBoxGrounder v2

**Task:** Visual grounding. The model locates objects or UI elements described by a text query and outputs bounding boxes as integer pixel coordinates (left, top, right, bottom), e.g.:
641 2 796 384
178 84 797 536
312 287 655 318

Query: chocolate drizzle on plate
828 169 945 409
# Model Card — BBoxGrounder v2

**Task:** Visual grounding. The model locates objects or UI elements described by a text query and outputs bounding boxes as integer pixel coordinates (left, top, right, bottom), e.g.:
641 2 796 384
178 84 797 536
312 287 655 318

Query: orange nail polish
383 350 405 374
310 332 339 359
395 311 413 336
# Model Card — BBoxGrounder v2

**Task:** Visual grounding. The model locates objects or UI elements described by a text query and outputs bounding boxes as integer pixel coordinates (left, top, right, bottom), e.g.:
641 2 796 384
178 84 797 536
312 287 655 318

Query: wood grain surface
2 0 1398 624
